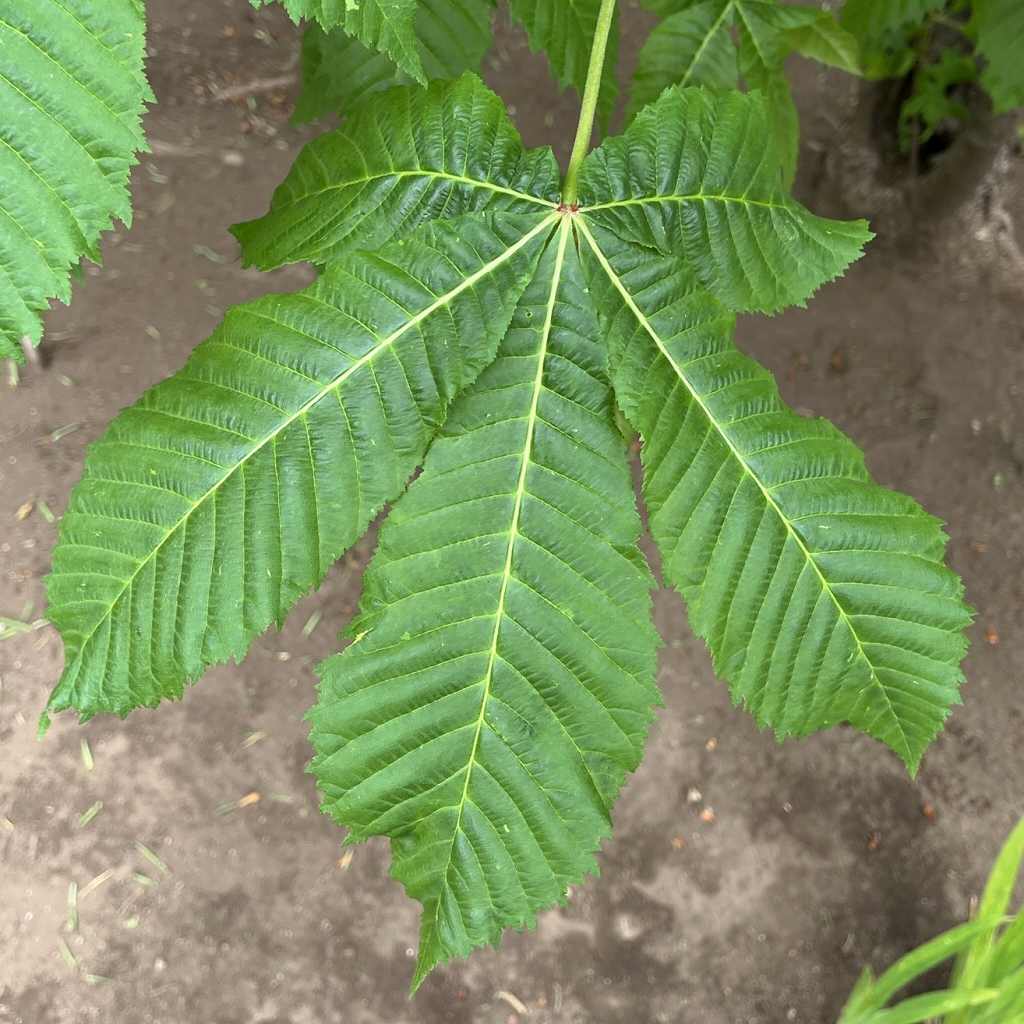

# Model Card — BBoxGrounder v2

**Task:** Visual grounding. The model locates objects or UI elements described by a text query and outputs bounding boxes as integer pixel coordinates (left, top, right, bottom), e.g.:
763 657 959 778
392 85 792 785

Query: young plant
841 0 1024 154
839 817 1024 1023
27 0 972 990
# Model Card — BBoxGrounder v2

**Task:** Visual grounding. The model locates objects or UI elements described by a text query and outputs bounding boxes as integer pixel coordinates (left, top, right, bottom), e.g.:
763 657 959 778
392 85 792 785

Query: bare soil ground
1 3 1022 1023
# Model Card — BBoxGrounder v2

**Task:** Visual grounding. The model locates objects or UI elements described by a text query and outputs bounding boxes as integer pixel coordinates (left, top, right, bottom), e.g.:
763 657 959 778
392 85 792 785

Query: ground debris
495 990 530 1016
135 841 170 875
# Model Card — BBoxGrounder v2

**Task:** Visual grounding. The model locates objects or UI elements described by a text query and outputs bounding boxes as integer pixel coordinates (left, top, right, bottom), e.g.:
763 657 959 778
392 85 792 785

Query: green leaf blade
251 0 425 80
310 220 660 987
292 0 494 123
840 0 946 44
629 1 738 119
44 212 554 725
579 88 872 314
0 0 150 360
234 75 560 270
509 0 620 127
776 7 860 76
973 0 1024 114
579 223 971 772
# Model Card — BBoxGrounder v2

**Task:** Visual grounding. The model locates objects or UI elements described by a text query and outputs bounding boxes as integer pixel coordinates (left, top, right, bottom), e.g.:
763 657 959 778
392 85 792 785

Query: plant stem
562 0 617 205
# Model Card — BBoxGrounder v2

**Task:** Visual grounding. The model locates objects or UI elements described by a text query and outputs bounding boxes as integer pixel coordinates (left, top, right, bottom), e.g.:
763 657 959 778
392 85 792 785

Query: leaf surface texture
0 0 150 360
580 88 872 313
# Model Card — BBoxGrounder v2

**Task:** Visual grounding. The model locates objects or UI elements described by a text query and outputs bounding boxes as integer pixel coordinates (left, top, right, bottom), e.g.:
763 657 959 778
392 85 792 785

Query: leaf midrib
576 217 913 765
422 217 572 957
581 193 788 213
58 213 559 690
286 169 558 211
679 0 735 88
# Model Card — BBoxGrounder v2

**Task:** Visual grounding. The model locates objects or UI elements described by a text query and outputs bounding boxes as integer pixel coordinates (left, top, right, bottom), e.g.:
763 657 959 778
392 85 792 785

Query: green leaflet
43 212 553 725
774 6 860 75
734 7 802 187
234 75 560 270
250 0 425 81
973 0 1024 114
580 87 872 314
577 219 971 772
629 0 858 176
630 1 740 117
0 0 151 361
509 0 620 128
840 0 946 46
292 0 494 122
310 220 660 987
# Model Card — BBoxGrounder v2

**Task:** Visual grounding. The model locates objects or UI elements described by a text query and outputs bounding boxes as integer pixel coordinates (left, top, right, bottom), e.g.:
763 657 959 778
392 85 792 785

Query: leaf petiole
562 0 617 205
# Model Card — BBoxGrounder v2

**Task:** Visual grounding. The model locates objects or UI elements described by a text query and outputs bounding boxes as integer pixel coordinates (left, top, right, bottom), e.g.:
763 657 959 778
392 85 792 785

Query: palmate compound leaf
580 86 873 314
44 72 971 986
576 217 972 773
42 211 554 725
292 0 494 123
310 219 660 987
0 0 151 361
234 75 561 271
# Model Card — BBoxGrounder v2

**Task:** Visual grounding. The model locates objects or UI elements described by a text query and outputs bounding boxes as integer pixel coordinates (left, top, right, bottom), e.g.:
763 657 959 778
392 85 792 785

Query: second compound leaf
251 0 425 80
509 0 620 128
629 0 738 120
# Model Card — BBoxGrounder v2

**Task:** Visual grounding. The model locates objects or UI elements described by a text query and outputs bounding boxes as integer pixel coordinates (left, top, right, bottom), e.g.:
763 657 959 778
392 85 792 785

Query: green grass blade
861 920 1006 1011
951 817 1024 1014
858 988 998 1024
